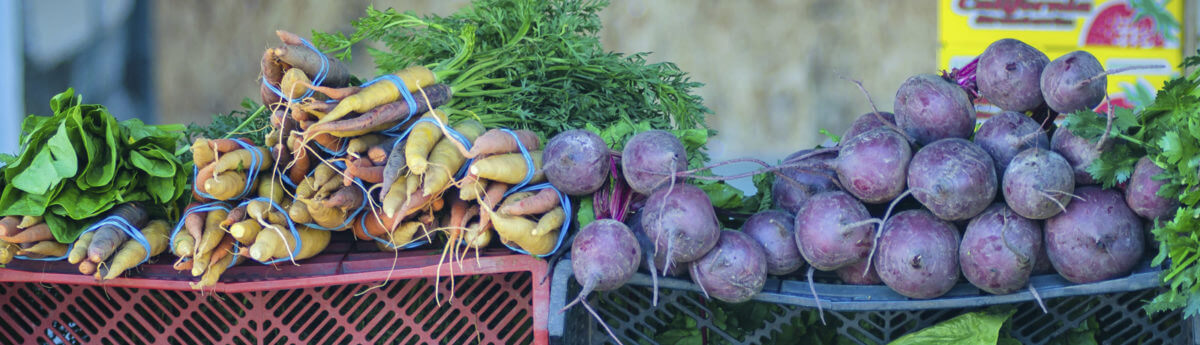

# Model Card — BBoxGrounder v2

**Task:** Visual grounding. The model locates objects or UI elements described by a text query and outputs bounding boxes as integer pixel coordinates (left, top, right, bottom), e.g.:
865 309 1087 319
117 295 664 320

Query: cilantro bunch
1063 53 1200 316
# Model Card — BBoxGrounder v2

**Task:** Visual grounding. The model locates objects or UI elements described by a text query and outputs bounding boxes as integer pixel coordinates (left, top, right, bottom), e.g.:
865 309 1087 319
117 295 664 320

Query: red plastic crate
0 244 550 345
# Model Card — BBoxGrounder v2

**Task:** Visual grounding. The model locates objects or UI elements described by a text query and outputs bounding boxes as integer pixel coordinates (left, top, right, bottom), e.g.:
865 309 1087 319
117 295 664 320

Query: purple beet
1002 148 1075 220
1125 157 1179 220
908 138 998 221
772 149 839 213
566 219 643 343
973 111 1050 176
959 203 1041 295
894 73 977 145
622 130 687 194
690 230 769 303
836 128 912 204
842 112 897 142
1044 186 1144 284
837 259 882 285
543 129 611 195
874 209 961 299
794 191 875 271
1040 51 1106 114
640 183 720 268
977 38 1050 112
742 210 804 275
1050 126 1107 185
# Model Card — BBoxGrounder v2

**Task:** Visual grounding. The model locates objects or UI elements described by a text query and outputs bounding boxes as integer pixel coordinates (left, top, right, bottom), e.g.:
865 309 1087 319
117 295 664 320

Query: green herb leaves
1063 50 1200 317
0 89 188 243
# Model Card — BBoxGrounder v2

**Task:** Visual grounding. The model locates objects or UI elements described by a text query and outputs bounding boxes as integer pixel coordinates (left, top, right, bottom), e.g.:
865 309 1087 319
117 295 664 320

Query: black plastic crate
549 258 1194 344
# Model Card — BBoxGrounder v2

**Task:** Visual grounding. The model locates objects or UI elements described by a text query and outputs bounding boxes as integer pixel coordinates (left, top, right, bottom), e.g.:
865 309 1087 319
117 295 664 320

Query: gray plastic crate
549 258 1194 344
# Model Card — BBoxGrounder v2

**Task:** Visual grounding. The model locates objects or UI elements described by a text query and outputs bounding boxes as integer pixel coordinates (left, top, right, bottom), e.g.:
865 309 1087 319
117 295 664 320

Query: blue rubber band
192 140 263 201
170 203 232 257
499 128 536 197
362 74 418 123
261 37 329 103
357 212 430 250
496 183 572 258
238 197 302 265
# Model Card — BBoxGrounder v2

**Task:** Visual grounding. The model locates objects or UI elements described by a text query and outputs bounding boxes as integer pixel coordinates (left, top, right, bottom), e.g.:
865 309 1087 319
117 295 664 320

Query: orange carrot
194 161 218 195
79 260 98 275
500 188 560 216
261 49 284 106
308 84 362 100
312 133 342 150
0 216 19 238
322 186 364 211
6 223 52 244
367 145 389 165
173 259 194 271
466 129 540 158
209 138 246 154
289 150 312 184
476 182 511 234
207 236 235 270
345 160 384 185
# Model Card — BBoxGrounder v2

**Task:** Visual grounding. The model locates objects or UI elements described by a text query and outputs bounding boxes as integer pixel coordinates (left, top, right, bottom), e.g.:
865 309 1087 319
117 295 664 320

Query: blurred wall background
8 1 1198 175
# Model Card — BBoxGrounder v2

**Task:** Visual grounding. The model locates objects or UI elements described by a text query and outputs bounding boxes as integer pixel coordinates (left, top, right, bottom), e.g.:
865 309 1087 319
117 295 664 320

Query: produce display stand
549 258 1193 344
0 241 550 345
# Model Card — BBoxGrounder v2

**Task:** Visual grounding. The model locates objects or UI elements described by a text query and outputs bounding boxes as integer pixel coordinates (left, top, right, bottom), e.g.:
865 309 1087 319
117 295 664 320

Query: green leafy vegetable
1063 50 1200 316
889 307 1015 345
0 89 188 242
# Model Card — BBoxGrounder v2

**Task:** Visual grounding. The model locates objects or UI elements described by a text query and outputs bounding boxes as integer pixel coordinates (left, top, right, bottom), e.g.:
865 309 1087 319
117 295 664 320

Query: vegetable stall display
0 0 1195 343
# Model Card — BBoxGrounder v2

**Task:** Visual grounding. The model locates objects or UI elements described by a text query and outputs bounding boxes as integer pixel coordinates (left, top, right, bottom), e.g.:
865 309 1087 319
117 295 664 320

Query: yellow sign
938 0 1184 111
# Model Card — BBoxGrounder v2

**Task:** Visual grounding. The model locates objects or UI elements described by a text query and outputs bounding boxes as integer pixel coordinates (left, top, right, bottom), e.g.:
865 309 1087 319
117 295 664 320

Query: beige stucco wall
154 1 937 165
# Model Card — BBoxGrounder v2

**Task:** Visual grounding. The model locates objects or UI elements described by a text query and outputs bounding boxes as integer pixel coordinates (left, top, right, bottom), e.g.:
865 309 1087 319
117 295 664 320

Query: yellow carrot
229 219 262 244
532 207 565 237
487 207 557 256
18 216 42 229
469 151 545 184
386 221 428 248
172 230 195 258
100 220 170 280
289 201 314 224
19 241 68 257
382 179 408 218
0 241 17 264
256 176 287 205
193 209 229 276
422 120 486 196
249 226 331 262
191 254 236 290
192 138 216 167
68 232 95 264
204 171 248 201
214 146 273 174
404 110 449 175
317 66 436 123
280 68 311 100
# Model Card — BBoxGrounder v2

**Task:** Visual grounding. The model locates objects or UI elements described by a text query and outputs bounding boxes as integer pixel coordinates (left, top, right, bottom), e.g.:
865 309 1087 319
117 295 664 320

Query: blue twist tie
499 128 536 197
238 197 302 265
261 37 330 103
192 140 263 201
496 183 572 258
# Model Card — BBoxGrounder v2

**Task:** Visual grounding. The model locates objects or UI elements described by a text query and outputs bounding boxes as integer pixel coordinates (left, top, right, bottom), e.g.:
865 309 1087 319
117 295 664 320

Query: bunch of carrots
0 216 62 264
65 203 171 281
256 30 567 266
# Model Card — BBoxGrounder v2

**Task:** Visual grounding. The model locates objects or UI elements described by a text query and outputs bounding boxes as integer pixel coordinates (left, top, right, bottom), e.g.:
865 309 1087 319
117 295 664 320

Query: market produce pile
4 0 1200 343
